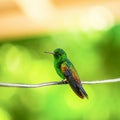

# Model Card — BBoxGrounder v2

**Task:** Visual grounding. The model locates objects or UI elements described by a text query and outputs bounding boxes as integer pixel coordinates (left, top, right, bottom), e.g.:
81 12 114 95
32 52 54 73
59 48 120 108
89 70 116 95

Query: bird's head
45 48 67 62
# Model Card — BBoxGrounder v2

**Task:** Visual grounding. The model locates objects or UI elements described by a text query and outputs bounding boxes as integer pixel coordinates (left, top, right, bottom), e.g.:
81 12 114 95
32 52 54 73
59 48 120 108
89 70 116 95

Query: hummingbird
45 48 88 99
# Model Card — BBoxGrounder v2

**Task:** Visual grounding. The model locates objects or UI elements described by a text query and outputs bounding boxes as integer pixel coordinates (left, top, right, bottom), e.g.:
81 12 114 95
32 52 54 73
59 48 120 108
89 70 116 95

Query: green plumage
46 48 88 99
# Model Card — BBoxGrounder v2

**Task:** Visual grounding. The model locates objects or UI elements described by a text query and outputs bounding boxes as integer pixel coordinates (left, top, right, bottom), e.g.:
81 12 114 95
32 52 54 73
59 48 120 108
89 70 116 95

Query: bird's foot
61 79 68 84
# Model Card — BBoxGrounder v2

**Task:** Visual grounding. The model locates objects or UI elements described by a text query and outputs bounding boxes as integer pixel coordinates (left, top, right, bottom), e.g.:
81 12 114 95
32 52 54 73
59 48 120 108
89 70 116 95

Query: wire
0 78 120 88
0 80 67 88
82 78 120 84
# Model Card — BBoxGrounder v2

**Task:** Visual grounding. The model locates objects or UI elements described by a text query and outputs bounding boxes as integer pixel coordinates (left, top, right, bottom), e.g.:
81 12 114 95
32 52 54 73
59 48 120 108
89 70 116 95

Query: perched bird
45 48 88 99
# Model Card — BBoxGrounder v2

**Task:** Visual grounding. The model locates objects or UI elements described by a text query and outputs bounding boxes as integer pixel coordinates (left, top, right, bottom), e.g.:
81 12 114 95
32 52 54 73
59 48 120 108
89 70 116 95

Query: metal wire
0 78 120 88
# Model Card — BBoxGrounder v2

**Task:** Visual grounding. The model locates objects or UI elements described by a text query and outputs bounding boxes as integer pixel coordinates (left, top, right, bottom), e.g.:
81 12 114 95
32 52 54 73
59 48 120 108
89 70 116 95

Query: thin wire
0 80 68 88
82 78 120 84
0 78 120 88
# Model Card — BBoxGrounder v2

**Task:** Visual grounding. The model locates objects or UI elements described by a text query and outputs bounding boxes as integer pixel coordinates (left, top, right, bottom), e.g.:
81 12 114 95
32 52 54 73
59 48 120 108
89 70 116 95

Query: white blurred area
0 0 120 39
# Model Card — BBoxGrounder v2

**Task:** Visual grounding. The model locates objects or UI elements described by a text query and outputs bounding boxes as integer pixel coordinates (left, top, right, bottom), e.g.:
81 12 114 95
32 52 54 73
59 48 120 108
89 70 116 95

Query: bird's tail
78 85 88 99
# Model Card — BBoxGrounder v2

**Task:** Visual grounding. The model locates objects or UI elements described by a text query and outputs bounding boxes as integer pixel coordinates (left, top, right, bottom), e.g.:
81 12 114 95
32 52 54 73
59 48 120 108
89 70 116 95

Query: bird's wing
61 61 88 99
61 61 81 83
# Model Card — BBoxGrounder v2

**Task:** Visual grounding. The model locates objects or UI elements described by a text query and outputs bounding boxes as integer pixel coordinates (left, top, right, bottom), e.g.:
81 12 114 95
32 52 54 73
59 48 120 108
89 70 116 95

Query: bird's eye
56 52 61 56
54 52 59 57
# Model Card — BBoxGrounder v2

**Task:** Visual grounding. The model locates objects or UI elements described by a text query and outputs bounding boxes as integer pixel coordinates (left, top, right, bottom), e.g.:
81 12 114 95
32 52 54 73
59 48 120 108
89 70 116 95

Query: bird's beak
44 51 55 55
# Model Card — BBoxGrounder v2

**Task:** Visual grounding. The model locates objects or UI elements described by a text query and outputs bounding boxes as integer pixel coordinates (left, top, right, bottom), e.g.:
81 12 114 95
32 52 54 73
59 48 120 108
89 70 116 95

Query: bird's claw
62 79 68 84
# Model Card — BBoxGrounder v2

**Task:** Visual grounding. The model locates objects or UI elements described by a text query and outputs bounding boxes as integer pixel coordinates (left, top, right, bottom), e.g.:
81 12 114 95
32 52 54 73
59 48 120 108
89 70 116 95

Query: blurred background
0 0 120 120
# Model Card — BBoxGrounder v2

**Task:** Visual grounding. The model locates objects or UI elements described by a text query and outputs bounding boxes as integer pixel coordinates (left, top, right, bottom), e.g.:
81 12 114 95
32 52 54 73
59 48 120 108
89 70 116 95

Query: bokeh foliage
0 23 120 120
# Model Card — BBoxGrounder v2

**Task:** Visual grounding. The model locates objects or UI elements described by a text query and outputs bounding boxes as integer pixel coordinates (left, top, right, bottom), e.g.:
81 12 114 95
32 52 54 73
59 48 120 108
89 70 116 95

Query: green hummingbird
45 48 88 99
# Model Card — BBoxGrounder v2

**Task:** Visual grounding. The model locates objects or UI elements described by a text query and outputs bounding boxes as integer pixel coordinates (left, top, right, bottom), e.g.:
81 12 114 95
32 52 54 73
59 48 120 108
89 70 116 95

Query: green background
0 23 120 120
